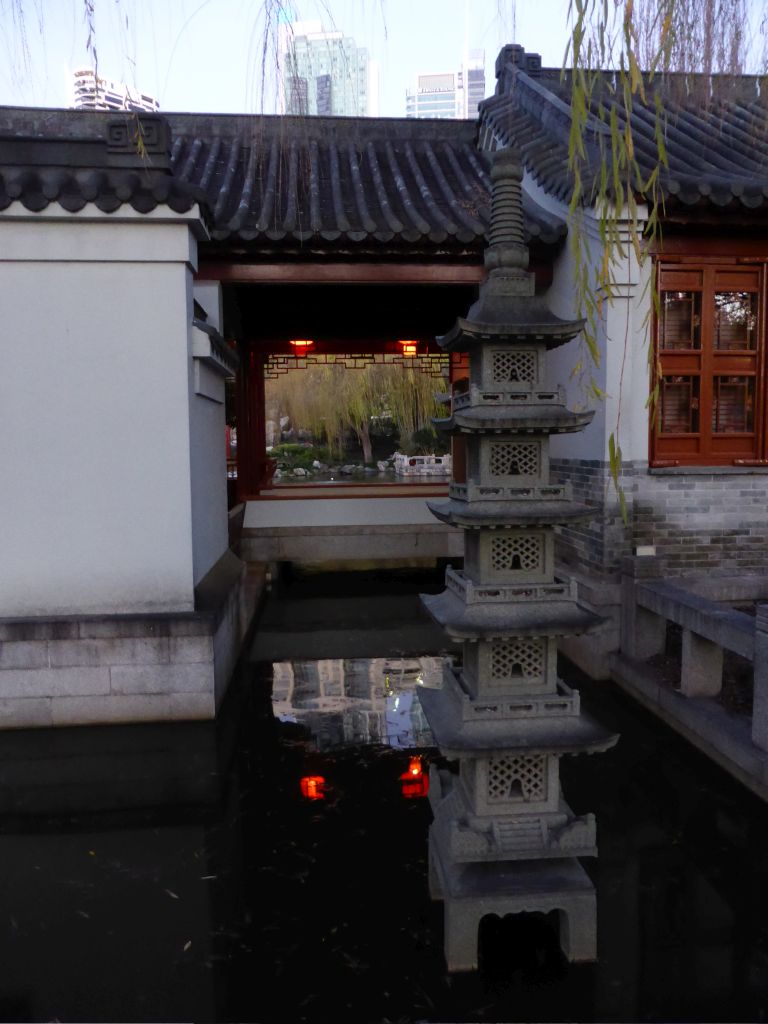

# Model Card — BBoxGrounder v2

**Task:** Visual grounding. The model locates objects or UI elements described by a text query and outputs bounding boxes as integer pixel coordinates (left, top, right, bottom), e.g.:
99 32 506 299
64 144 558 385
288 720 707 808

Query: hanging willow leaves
564 0 761 520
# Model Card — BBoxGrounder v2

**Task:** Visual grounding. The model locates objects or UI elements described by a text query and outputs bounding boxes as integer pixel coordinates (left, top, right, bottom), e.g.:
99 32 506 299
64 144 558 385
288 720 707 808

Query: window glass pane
714 292 757 350
712 376 755 433
660 292 701 350
660 375 700 433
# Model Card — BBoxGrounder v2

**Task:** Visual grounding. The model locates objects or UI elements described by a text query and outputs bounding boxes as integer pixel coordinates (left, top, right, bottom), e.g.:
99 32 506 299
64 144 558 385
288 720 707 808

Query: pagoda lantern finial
485 149 529 272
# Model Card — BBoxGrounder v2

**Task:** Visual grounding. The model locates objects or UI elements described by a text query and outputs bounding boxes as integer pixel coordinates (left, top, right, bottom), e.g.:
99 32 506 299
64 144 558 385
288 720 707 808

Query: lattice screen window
488 441 539 477
654 264 763 466
490 534 543 573
492 350 537 383
490 639 545 682
487 755 547 803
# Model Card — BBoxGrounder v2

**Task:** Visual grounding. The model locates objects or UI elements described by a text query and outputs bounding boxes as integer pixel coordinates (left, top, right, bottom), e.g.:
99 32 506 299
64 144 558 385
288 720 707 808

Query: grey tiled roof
0 107 566 253
482 47 768 211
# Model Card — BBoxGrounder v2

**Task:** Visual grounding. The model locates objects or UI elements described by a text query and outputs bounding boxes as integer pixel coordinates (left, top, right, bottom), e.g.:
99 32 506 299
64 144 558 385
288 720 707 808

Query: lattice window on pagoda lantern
487 754 547 804
487 440 541 480
489 349 538 384
489 638 547 688
490 533 544 574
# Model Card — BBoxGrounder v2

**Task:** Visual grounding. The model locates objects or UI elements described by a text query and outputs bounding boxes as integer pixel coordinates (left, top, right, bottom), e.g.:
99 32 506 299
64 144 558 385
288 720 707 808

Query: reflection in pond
272 655 442 750
1 569 768 1022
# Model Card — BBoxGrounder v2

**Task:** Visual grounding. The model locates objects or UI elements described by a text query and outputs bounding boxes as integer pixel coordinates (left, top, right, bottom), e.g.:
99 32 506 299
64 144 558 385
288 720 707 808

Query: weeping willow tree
266 359 444 463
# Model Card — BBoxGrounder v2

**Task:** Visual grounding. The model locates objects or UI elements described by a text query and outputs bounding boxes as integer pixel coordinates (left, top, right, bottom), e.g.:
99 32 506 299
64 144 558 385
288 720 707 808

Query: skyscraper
461 50 486 118
406 72 460 119
405 50 485 120
72 68 159 113
279 21 378 117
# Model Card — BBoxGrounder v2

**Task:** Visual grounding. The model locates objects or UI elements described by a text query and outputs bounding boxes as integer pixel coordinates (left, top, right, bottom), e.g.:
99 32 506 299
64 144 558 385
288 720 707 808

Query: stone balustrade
620 556 768 753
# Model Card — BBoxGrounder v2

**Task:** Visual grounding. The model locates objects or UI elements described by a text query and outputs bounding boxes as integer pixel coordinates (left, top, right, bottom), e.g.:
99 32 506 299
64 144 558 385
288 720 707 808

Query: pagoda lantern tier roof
418 686 618 759
436 307 585 352
426 496 595 528
421 587 604 641
433 405 594 434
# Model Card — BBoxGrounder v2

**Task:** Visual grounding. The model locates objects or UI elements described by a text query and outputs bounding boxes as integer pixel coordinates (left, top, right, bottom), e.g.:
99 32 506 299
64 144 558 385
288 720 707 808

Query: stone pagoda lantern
419 148 618 972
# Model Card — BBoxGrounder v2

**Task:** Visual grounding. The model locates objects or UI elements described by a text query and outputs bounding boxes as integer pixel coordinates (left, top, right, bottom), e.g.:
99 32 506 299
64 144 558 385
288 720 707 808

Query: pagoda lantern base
428 848 597 972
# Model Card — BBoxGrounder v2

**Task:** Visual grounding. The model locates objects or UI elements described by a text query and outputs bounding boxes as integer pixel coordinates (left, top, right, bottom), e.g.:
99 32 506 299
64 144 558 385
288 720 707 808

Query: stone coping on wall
648 466 768 476
241 521 463 566
0 550 247 642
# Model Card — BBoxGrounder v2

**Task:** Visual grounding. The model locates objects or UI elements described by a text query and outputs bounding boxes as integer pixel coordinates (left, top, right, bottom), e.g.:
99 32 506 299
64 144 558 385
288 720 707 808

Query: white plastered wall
0 204 225 616
523 172 652 465
189 281 229 587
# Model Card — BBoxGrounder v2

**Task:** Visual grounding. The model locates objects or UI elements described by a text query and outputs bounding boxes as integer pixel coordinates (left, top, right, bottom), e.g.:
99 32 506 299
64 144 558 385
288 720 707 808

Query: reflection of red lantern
399 756 429 799
300 775 326 800
289 339 315 351
398 339 418 357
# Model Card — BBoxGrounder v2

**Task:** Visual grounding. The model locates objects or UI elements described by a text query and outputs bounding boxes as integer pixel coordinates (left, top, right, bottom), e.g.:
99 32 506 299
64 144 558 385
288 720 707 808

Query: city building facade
279 20 377 117
405 50 485 120
72 68 159 113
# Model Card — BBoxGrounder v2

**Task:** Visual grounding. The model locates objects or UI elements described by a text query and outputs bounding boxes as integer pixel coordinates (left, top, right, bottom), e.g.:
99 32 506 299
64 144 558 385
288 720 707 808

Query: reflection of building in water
271 657 442 749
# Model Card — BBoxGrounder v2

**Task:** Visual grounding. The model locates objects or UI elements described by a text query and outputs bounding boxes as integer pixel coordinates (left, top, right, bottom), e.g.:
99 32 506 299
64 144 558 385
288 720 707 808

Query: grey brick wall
551 459 768 580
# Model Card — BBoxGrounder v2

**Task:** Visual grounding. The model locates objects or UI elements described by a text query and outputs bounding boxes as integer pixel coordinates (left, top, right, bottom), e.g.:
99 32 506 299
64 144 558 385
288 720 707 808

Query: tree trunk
356 422 373 464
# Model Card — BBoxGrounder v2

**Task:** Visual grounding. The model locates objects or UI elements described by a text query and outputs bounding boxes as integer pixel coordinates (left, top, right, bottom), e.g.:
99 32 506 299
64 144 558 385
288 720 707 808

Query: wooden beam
655 237 768 258
196 263 484 284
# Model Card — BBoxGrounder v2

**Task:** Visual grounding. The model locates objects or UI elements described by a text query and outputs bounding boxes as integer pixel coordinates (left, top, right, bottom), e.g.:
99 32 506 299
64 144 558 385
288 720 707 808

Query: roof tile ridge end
511 66 609 140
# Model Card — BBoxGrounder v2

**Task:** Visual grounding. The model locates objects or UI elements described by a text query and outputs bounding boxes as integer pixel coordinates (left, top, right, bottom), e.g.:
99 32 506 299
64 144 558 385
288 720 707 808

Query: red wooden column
449 351 470 485
236 344 275 499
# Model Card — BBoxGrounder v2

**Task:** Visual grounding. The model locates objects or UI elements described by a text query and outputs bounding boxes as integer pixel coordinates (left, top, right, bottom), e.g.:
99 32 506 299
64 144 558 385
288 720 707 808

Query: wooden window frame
651 255 768 467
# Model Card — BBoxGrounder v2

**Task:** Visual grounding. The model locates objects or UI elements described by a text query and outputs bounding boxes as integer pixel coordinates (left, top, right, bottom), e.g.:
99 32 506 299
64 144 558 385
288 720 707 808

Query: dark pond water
2 567 768 1023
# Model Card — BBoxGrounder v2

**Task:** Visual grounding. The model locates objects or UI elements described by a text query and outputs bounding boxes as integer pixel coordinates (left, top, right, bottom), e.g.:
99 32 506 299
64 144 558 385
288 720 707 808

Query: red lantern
300 775 326 800
399 756 429 799
397 339 418 357
289 339 315 351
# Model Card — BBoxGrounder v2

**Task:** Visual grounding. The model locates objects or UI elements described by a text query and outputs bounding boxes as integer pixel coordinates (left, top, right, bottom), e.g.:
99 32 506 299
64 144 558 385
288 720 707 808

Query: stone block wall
0 556 263 730
0 621 215 729
551 459 768 580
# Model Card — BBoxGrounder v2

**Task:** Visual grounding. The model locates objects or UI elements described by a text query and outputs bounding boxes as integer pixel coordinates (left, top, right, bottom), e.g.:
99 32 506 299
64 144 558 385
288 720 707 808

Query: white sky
0 0 573 116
